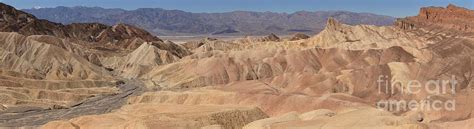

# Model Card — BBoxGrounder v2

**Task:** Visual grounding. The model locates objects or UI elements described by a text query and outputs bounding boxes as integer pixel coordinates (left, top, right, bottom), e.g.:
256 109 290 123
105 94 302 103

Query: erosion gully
0 79 146 128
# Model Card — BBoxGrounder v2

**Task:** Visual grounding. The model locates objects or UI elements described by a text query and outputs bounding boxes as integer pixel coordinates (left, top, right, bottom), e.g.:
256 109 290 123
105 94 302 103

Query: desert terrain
0 2 473 129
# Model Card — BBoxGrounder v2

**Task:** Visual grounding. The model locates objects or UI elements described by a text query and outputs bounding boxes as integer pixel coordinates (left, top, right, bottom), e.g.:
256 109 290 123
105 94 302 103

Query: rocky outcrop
289 33 310 41
258 33 280 42
396 4 474 33
0 104 6 111
41 104 268 129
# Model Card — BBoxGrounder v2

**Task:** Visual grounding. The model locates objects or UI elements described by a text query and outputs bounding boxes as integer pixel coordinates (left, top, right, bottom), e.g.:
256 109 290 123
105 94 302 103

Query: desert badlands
0 2 472 129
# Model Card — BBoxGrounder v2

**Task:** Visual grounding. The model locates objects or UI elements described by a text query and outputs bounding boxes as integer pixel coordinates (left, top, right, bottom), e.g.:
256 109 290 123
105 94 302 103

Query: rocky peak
0 3 36 23
0 3 64 35
325 17 343 31
418 4 473 20
397 4 474 33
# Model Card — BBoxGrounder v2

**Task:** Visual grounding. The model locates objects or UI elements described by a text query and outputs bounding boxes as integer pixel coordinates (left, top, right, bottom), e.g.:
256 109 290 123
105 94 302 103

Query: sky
2 0 473 17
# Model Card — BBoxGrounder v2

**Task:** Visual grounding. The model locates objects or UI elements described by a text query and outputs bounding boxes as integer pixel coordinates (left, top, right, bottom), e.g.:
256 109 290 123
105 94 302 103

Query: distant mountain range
23 6 396 36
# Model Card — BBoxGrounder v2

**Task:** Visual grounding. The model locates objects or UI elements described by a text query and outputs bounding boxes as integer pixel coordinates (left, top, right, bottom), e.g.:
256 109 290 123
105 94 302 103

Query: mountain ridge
0 2 165 52
23 6 396 36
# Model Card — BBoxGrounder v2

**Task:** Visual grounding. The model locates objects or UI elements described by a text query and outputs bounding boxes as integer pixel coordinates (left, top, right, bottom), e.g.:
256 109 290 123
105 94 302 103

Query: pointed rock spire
326 17 342 30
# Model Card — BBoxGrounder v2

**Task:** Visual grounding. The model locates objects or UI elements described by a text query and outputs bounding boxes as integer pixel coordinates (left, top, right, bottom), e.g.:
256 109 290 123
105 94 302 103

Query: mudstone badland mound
0 2 472 129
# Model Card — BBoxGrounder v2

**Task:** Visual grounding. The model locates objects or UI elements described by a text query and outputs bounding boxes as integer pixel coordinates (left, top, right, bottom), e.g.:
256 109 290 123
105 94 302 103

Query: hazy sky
2 0 473 17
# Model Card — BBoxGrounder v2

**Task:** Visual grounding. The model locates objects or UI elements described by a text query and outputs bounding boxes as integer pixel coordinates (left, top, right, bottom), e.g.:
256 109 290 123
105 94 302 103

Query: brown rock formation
289 33 310 41
0 104 6 111
258 33 280 42
396 4 474 34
